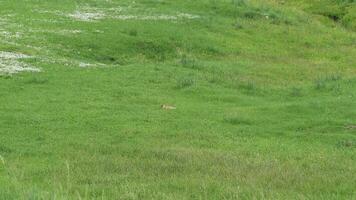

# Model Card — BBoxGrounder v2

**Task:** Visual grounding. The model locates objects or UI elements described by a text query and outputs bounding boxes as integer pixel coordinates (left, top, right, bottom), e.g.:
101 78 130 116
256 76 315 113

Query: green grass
0 0 355 199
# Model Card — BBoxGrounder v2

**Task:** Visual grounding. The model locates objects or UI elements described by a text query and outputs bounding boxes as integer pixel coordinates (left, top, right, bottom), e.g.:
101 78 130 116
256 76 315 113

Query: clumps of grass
342 6 356 30
179 55 201 70
24 77 49 85
0 74 13 79
307 0 356 30
230 0 296 25
234 22 244 30
232 0 248 7
128 29 138 37
224 116 252 126
0 145 12 154
290 87 303 97
314 74 343 91
206 73 223 85
242 8 294 24
337 140 356 149
238 81 257 94
308 2 345 22
136 40 174 61
176 76 196 89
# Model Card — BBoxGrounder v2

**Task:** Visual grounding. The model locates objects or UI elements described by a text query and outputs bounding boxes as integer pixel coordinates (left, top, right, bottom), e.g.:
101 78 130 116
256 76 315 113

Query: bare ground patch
0 51 40 75
63 6 200 22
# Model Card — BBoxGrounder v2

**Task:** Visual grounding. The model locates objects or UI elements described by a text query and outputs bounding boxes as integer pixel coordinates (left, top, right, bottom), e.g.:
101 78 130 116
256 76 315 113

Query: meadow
0 0 356 199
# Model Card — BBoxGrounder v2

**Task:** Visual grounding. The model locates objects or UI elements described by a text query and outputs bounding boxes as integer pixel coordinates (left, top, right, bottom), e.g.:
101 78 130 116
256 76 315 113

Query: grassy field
0 0 356 199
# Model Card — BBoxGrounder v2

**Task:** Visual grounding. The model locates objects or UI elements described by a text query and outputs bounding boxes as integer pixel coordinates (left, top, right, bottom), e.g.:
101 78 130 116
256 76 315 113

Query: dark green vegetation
290 0 356 30
0 0 355 199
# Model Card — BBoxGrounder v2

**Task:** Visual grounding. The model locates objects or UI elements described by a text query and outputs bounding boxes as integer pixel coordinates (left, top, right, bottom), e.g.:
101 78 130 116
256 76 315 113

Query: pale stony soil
68 11 200 21
37 5 201 22
0 51 40 74
0 3 200 75
0 16 40 74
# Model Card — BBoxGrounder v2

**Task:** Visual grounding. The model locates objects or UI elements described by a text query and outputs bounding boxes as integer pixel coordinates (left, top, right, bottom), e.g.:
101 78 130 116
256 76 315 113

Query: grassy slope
0 0 355 199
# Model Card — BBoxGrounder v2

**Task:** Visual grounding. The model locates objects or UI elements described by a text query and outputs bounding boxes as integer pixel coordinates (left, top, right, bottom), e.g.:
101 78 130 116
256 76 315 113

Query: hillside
0 0 355 199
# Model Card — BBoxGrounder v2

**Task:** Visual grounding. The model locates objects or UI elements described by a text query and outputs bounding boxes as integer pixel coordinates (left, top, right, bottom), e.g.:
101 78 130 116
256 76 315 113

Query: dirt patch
0 51 40 74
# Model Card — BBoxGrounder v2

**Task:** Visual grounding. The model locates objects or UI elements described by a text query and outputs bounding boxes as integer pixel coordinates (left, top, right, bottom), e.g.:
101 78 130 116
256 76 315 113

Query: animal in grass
161 104 176 110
